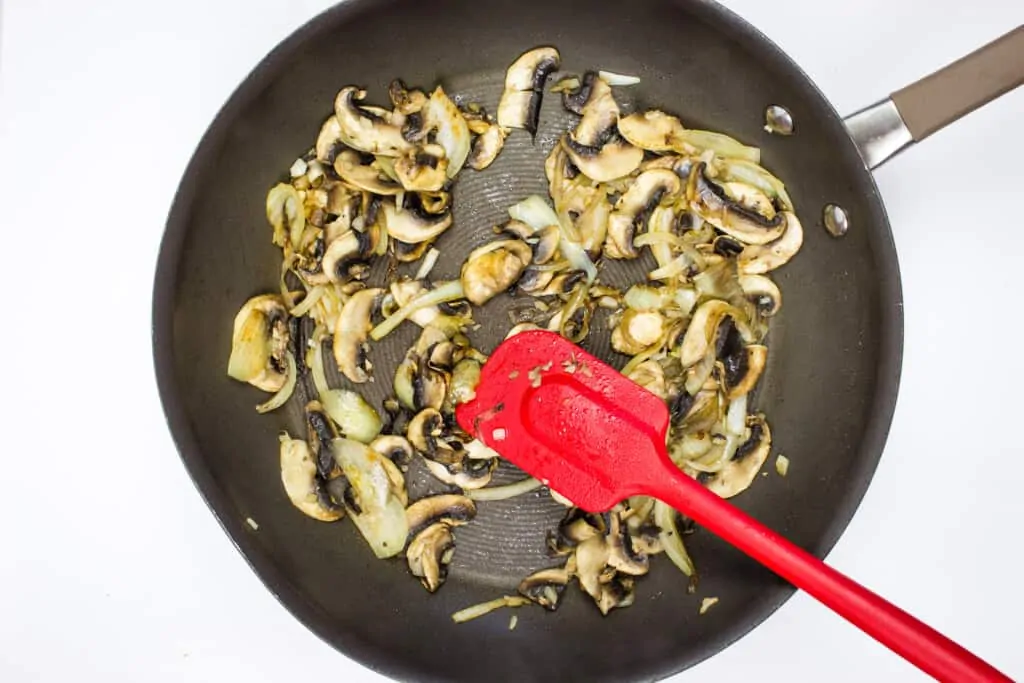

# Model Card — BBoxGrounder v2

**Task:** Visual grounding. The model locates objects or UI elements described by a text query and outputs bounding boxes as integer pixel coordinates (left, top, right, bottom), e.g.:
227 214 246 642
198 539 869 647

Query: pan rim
151 0 904 680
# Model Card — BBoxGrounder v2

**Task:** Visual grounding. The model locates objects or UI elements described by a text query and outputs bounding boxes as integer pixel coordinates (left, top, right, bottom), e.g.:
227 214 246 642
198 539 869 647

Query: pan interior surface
153 0 902 681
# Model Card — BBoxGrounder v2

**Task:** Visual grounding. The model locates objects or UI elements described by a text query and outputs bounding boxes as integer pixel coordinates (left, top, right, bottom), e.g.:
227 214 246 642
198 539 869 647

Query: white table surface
2 0 1022 680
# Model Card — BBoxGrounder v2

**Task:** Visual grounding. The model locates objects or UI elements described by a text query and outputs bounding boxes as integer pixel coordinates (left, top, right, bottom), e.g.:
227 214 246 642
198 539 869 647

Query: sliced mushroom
574 535 611 599
604 169 681 259
315 115 346 164
466 122 506 171
497 46 561 136
306 399 340 478
424 86 471 177
388 79 428 116
560 70 597 115
382 195 453 244
406 522 456 592
562 134 643 183
606 509 649 576
576 192 612 258
547 508 607 555
422 454 497 490
687 162 785 245
324 187 360 243
334 86 412 157
394 238 434 263
279 434 344 522
518 563 573 611
594 574 636 615
407 408 496 489
528 224 561 265
449 358 482 406
405 494 477 538
677 300 754 369
394 144 449 192
700 416 772 498
370 434 415 471
721 344 767 399
517 266 557 294
227 294 290 392
333 150 402 195
332 438 409 558
321 225 380 283
460 239 533 305
333 288 383 383
394 328 451 411
617 110 685 152
738 274 782 317
737 211 804 274
612 309 666 355
266 183 305 250
570 73 619 147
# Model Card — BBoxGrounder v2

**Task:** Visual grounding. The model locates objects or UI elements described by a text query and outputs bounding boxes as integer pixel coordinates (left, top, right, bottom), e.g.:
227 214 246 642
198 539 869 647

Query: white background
1 0 1022 680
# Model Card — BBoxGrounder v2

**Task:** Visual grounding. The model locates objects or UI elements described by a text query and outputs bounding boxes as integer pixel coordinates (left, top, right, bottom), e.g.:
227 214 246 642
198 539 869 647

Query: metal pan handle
844 25 1023 170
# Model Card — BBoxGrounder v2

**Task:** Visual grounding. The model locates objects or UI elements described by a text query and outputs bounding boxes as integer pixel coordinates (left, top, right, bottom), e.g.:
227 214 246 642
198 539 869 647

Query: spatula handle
645 468 1010 682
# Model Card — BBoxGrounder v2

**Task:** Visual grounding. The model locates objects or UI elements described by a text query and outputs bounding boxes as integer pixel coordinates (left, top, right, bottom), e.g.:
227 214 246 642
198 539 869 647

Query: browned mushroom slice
497 46 561 136
687 162 786 245
332 288 383 383
460 240 533 305
604 169 681 259
406 522 456 592
334 86 412 157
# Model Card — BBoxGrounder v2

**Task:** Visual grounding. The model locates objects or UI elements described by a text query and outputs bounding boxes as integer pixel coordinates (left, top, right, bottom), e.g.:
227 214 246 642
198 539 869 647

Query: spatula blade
455 330 671 512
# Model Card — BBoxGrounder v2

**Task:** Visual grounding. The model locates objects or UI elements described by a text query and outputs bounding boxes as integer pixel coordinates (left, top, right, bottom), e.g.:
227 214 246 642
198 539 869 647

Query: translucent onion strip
451 595 531 623
289 284 326 317
370 280 465 340
467 477 542 502
414 248 441 280
255 351 296 414
311 340 331 397
598 70 640 86
654 500 695 577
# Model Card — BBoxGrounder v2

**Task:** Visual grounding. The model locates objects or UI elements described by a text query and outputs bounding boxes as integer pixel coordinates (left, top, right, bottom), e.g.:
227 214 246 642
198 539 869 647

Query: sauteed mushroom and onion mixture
227 47 803 618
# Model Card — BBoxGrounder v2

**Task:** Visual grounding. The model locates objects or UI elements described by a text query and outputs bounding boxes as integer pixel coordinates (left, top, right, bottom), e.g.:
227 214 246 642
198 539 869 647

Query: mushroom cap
333 287 383 383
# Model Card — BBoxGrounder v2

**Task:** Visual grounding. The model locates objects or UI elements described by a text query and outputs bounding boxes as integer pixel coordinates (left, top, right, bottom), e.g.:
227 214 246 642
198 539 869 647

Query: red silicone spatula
456 329 1009 682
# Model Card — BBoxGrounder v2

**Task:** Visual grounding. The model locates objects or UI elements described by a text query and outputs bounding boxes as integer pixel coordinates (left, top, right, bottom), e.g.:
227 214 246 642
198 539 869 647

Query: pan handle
844 26 1023 170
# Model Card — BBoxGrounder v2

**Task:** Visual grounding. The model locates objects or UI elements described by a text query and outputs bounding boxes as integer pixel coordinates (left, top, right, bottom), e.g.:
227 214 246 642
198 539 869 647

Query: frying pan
152 1 1023 681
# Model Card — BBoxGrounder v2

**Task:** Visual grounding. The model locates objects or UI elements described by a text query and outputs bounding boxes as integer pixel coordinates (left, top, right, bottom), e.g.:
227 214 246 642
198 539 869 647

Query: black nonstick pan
152 1 1023 681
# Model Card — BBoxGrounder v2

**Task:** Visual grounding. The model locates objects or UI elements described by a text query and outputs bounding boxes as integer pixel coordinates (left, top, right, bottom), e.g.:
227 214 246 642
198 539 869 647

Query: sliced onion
289 284 326 317
725 394 748 437
621 345 664 377
598 70 640 86
311 339 331 396
719 158 793 211
654 500 695 577
279 254 298 309
558 220 597 284
467 477 542 501
508 194 558 232
370 280 465 340
451 595 531 623
648 254 691 281
623 284 667 311
332 438 409 558
633 232 686 249
320 389 382 443
414 247 441 280
255 351 296 414
508 195 596 282
676 130 760 163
